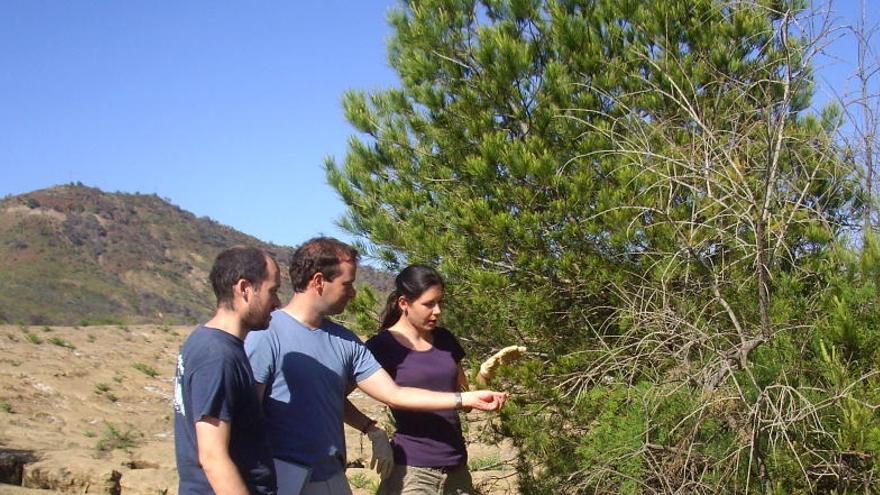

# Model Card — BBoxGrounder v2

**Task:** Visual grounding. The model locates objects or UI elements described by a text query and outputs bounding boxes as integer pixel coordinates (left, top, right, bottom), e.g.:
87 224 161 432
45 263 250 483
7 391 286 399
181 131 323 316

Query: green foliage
347 472 378 492
25 333 42 345
330 0 872 492
132 363 158 378
48 337 75 349
0 400 12 413
95 423 139 451
468 453 503 471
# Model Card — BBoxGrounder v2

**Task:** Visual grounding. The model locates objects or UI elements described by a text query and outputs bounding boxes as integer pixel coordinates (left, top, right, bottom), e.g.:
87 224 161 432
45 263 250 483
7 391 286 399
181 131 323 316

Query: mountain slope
0 184 387 325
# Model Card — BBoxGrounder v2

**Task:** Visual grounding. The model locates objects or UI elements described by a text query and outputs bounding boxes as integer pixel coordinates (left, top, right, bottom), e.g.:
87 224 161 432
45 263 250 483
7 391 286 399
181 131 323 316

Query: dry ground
0 325 517 494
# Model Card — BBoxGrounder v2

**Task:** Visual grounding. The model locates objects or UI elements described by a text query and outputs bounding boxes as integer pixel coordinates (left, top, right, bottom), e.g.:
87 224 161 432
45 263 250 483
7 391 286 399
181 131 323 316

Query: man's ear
311 272 325 294
235 278 252 303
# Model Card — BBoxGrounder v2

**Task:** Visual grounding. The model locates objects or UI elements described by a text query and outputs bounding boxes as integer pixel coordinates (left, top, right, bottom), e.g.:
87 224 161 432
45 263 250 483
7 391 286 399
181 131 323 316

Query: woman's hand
461 390 509 411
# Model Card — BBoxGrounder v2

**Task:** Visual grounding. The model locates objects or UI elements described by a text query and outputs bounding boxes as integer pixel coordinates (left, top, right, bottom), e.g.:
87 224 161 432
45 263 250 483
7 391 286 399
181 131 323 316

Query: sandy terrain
0 325 516 494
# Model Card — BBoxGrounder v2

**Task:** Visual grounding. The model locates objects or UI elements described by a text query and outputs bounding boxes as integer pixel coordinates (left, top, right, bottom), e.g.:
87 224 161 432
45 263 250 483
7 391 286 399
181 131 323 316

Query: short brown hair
288 237 359 292
210 246 275 308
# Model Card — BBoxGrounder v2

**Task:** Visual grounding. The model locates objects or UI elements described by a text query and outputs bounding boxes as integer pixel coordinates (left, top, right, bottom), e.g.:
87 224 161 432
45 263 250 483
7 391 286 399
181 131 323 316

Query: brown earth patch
0 325 517 494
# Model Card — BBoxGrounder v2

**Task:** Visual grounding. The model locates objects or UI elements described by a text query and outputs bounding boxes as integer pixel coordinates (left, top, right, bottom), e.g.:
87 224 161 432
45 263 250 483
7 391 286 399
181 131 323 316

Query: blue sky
0 1 876 249
0 1 399 247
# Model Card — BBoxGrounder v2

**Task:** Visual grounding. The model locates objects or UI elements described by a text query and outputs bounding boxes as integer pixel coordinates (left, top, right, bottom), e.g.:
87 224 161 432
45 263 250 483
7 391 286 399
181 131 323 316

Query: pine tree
328 1 874 492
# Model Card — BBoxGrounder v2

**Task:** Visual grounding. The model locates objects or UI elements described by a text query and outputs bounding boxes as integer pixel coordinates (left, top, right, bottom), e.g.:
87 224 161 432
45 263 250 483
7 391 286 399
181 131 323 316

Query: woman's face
403 284 443 332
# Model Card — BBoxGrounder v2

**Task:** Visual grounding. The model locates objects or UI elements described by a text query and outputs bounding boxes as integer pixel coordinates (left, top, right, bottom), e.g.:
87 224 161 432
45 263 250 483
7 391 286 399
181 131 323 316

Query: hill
0 184 390 325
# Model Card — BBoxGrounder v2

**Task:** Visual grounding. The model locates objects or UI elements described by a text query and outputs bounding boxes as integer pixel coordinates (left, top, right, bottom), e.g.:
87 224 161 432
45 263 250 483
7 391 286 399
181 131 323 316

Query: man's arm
344 387 395 479
343 394 376 432
357 368 506 411
195 416 249 495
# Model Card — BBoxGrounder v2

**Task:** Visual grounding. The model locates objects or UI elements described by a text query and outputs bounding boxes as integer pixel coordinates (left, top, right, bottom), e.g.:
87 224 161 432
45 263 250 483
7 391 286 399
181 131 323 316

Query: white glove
477 345 527 385
366 427 394 480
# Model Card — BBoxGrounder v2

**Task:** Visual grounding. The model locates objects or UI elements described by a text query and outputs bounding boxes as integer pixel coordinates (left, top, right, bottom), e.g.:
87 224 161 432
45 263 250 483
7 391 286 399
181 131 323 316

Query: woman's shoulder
434 326 458 341
433 327 465 359
364 329 394 349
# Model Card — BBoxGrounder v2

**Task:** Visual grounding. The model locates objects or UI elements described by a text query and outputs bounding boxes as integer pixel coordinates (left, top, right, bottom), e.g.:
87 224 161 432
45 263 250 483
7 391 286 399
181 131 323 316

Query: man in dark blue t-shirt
173 246 281 495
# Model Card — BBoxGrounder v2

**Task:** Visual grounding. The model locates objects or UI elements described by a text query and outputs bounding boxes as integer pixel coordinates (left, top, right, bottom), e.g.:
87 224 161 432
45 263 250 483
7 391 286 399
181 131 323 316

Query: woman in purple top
365 265 474 495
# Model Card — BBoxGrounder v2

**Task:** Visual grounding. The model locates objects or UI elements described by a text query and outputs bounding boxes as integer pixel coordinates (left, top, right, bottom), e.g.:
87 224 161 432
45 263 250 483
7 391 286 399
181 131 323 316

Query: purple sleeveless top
365 327 467 468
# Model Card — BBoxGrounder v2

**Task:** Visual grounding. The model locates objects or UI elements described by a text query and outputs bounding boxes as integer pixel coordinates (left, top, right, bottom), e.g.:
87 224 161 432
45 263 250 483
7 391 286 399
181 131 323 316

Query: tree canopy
328 0 879 492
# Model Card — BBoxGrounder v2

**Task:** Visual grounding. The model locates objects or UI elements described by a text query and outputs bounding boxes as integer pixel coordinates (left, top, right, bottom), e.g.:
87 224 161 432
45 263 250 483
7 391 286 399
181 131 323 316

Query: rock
0 449 35 485
22 455 121 495
118 467 177 495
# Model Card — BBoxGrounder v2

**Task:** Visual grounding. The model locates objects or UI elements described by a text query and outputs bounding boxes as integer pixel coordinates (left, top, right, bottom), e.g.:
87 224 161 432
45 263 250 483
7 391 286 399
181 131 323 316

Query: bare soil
0 325 517 494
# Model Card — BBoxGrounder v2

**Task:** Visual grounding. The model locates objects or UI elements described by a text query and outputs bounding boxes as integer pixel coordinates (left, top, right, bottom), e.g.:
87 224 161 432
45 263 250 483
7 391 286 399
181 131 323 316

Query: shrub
347 472 377 492
132 363 158 378
469 454 503 471
95 423 139 451
48 337 75 349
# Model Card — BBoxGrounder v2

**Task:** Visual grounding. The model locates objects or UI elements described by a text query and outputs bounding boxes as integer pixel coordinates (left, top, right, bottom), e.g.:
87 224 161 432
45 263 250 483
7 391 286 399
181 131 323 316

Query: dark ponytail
379 264 445 330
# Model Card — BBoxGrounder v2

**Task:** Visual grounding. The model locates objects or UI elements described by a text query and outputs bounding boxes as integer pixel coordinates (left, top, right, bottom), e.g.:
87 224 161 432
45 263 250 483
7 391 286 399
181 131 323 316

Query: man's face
321 260 357 315
245 258 281 330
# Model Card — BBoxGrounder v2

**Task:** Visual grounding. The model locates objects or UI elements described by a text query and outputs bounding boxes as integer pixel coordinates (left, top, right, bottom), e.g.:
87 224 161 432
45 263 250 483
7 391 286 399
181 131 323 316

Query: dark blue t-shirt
365 327 467 468
173 326 276 495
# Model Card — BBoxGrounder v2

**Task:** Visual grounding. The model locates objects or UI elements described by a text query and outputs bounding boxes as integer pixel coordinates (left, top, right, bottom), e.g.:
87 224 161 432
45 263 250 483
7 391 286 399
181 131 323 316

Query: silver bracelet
454 392 463 409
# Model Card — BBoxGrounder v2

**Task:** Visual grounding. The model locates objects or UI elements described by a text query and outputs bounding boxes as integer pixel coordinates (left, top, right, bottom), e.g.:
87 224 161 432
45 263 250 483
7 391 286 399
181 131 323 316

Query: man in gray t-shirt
245 237 507 495
245 313 380 481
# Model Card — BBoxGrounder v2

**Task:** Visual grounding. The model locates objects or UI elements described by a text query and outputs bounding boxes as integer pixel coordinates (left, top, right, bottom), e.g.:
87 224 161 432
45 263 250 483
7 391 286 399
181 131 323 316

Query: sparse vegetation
41 326 52 333
48 337 75 349
132 363 158 378
469 454 503 471
95 423 139 451
0 400 12 413
105 392 119 403
6 333 18 342
112 372 124 383
0 186 385 326
94 383 111 394
347 472 377 492
87 334 96 343
25 333 42 344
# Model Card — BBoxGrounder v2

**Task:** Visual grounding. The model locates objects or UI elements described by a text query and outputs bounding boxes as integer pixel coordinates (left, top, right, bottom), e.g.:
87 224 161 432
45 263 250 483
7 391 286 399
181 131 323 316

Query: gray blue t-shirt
244 310 381 482
173 326 276 495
